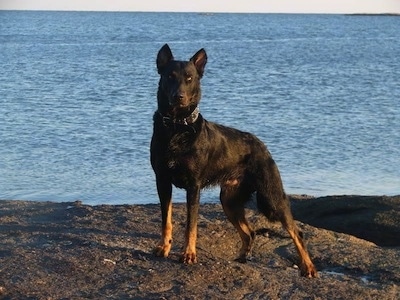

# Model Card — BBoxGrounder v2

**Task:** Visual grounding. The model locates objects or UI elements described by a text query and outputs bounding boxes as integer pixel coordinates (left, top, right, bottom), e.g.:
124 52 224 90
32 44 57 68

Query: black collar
158 107 200 127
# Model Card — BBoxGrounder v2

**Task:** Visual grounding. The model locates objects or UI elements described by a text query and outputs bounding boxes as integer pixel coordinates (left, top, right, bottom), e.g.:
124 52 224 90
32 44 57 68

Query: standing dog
151 44 317 277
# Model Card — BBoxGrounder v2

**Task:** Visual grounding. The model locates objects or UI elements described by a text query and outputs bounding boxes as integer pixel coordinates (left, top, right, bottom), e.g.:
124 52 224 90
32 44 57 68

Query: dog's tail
255 157 291 222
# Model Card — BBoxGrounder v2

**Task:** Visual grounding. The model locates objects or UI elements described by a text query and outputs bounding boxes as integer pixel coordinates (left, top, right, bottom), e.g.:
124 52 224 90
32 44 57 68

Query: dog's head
156 44 207 116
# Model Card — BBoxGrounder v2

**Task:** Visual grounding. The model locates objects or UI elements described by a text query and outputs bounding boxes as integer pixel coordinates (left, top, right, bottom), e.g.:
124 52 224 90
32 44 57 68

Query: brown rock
0 197 399 299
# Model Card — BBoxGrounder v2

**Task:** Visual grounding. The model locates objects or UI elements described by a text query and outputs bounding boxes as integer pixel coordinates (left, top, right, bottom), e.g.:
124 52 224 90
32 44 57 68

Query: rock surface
0 195 399 299
291 195 400 247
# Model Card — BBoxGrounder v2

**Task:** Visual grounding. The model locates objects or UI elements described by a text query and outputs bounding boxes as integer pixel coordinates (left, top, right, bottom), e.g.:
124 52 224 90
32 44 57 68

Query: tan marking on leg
154 201 173 257
182 226 197 264
286 226 317 278
236 219 254 259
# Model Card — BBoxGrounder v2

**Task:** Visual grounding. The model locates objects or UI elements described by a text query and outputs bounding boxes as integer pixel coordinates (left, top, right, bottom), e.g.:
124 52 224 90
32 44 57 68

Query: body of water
1 11 399 204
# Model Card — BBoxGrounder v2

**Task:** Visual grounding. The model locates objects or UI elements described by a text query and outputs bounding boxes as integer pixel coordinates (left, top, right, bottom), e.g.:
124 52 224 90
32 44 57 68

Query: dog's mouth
168 94 194 109
169 100 189 108
165 98 198 120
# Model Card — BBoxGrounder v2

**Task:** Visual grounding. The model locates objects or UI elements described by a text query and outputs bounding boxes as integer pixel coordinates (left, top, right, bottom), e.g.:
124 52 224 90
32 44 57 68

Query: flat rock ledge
0 195 399 299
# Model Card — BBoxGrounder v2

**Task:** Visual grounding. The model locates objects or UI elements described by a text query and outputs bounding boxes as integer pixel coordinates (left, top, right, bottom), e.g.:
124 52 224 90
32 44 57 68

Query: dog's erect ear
190 48 207 78
157 44 174 74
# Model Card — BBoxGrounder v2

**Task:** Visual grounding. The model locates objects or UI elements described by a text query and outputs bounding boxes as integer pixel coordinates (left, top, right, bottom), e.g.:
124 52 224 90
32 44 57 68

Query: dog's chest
165 154 197 188
166 148 197 173
164 136 202 186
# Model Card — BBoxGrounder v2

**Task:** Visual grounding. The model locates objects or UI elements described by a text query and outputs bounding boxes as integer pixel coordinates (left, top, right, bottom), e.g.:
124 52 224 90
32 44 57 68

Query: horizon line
1 9 399 15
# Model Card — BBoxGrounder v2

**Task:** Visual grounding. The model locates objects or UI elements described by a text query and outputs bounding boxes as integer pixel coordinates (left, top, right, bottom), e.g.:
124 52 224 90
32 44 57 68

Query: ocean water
0 11 399 205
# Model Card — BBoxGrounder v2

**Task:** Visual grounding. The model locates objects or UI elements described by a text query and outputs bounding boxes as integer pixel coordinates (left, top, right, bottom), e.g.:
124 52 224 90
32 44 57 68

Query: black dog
151 44 317 277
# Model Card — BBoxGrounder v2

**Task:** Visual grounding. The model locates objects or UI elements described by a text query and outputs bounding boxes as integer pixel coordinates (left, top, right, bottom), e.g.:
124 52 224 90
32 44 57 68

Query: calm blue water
1 11 399 205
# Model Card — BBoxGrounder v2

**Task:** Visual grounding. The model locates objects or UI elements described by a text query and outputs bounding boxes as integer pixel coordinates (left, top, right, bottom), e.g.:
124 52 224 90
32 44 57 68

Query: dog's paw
153 243 171 258
300 263 318 278
180 252 197 264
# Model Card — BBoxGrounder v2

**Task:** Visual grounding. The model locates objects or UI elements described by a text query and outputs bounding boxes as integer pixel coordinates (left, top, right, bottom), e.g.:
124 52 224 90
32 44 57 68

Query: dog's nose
172 92 184 101
169 91 186 106
174 92 184 100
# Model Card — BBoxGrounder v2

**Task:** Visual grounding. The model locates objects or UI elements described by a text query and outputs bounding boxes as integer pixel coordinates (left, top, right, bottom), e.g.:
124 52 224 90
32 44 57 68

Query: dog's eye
186 76 192 83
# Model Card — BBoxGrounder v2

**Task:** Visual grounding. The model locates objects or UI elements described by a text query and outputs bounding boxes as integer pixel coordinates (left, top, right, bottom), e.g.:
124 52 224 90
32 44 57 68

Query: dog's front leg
181 186 200 264
154 177 173 258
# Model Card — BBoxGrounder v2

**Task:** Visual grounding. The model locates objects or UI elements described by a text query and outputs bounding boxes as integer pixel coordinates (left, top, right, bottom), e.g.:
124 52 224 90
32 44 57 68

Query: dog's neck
158 106 200 127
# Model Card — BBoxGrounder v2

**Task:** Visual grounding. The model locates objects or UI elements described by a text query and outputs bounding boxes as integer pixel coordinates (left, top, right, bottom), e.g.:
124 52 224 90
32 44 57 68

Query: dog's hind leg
220 185 255 263
154 177 173 258
255 158 317 277
258 192 317 277
280 208 317 278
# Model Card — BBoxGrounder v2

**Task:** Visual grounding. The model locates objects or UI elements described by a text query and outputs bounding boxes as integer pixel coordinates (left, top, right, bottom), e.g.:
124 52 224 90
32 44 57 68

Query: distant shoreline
346 13 400 16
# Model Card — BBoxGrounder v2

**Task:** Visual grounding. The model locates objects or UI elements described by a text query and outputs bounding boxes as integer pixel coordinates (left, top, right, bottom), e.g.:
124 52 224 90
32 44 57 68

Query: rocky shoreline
0 195 399 299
